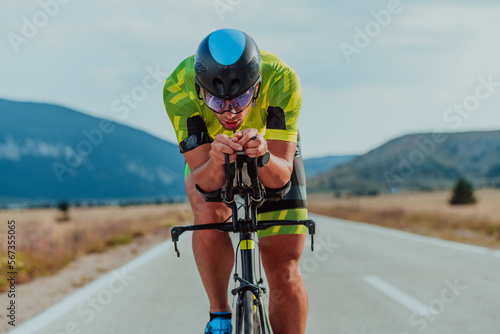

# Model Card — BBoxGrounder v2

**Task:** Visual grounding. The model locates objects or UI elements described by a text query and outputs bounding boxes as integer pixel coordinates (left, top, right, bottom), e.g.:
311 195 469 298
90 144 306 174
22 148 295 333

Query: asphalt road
9 214 500 334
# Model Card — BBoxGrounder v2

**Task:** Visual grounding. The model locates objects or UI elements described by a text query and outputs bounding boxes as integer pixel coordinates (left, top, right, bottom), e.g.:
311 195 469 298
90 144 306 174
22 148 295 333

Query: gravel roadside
0 231 172 333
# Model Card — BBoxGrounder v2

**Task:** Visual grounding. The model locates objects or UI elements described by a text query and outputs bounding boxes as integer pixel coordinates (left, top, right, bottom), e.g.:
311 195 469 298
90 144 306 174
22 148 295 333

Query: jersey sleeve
163 57 212 153
264 65 302 143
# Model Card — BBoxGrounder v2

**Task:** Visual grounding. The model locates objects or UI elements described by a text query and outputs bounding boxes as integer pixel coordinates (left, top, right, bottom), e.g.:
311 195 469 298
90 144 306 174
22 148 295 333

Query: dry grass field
308 189 500 249
0 203 193 291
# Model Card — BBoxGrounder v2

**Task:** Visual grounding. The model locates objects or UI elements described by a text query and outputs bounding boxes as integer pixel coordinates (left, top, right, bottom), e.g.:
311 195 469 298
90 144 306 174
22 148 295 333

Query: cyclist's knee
260 234 305 289
185 173 229 224
268 259 303 288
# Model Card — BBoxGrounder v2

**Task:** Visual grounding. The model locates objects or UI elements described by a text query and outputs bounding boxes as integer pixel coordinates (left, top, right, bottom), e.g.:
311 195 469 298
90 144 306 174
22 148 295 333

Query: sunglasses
196 79 260 114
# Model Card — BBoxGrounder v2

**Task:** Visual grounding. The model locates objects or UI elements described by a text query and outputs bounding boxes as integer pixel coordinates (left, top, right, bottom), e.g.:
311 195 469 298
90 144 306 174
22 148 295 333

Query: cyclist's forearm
191 156 226 192
258 153 293 189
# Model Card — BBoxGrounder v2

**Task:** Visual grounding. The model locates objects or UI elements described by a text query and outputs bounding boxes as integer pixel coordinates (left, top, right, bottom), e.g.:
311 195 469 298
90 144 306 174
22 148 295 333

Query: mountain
308 131 500 195
303 155 357 178
0 99 185 207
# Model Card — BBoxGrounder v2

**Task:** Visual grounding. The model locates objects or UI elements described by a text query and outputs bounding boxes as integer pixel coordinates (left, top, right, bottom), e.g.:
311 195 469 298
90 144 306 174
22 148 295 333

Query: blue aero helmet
194 29 261 107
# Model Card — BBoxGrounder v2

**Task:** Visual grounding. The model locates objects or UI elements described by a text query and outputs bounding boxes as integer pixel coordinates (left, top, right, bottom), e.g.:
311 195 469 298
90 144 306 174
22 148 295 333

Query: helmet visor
202 86 254 114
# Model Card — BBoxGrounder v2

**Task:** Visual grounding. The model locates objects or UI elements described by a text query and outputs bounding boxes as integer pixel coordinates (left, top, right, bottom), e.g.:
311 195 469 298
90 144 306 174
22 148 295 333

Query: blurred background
1 0 499 204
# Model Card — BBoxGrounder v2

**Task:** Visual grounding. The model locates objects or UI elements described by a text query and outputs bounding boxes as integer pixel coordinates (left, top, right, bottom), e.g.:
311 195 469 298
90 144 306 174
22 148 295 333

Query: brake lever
171 227 181 257
308 221 315 251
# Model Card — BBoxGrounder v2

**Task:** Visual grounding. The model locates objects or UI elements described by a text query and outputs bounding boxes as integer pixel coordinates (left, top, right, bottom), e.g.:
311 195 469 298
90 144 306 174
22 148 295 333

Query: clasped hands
210 129 268 165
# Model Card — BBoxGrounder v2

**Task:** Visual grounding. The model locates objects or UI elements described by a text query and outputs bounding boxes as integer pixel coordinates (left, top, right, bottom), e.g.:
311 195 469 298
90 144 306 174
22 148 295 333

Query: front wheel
241 290 262 334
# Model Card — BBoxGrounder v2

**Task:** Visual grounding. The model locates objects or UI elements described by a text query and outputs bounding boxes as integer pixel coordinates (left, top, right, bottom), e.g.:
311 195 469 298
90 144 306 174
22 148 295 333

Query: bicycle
171 151 316 334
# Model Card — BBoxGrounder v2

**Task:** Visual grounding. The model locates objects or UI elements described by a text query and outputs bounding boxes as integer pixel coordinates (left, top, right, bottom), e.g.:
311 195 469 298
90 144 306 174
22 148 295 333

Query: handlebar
172 150 315 257
226 151 262 202
224 153 235 202
195 151 290 205
171 219 316 257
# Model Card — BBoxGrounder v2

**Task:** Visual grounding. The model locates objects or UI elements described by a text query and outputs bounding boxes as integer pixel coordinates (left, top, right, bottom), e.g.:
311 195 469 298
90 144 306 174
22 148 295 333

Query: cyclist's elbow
259 164 293 189
192 169 225 193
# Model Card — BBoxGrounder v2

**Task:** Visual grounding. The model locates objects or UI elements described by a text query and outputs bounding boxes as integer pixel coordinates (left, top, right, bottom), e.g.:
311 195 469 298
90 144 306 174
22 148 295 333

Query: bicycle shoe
204 312 232 334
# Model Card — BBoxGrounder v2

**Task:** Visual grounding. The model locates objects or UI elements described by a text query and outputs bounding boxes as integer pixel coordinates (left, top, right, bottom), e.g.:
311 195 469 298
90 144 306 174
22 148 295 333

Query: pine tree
449 178 477 205
57 200 70 221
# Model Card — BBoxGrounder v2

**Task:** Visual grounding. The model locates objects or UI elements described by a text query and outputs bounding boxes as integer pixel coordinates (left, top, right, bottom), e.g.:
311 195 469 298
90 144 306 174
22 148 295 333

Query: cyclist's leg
256 139 309 334
185 168 234 314
258 214 308 334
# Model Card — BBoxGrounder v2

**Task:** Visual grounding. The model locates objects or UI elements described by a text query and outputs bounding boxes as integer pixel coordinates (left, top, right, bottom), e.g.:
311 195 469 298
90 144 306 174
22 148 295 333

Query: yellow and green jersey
163 50 302 152
163 50 308 237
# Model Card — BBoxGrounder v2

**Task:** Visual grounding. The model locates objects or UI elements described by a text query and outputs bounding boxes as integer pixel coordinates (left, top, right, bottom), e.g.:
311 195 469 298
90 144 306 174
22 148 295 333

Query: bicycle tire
243 290 262 334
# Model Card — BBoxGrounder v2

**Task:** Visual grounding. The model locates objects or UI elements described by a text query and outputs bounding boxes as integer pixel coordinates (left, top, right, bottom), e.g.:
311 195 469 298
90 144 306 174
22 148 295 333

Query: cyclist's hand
210 134 243 165
234 129 268 158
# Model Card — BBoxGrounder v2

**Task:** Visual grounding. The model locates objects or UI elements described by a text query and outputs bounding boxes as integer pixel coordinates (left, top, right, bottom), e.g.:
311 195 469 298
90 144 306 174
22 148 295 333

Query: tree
449 178 477 205
57 201 70 221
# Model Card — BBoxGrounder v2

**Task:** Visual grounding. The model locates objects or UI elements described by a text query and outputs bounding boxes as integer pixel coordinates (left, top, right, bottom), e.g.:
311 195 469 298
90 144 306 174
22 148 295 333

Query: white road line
363 275 437 316
8 239 178 334
313 214 500 258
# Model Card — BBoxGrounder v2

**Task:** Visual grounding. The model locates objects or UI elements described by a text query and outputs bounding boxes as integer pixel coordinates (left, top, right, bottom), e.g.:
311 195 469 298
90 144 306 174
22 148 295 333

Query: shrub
449 178 477 205
57 200 70 221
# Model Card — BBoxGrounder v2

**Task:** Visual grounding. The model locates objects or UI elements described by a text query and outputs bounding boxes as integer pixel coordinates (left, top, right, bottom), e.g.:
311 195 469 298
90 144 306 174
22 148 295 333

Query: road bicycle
171 151 316 334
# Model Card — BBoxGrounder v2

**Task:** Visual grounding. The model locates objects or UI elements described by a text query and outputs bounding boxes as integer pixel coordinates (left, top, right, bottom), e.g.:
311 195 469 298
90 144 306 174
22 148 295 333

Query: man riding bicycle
163 28 308 334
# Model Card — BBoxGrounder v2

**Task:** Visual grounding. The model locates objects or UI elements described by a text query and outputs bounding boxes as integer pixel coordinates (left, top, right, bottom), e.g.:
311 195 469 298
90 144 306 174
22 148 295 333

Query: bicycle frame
171 152 315 333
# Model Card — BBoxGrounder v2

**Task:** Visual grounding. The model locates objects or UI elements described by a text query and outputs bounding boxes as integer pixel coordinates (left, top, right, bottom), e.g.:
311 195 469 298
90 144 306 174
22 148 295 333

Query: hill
0 99 185 207
307 131 500 195
303 155 357 178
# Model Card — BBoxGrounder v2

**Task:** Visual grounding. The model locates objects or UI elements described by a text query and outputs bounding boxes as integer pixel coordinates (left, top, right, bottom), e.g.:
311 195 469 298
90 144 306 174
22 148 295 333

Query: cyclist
164 28 308 334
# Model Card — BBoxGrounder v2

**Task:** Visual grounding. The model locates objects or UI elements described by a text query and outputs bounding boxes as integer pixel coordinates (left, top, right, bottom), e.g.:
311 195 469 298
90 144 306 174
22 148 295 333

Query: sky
1 0 500 158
